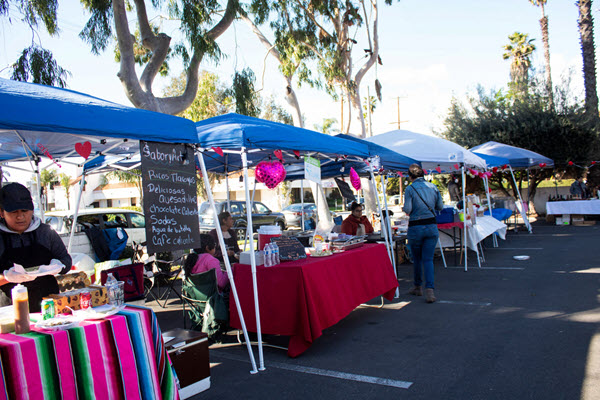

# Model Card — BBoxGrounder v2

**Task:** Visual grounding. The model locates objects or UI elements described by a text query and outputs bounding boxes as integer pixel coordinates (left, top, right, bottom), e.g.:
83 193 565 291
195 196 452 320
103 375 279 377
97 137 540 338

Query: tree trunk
578 0 599 118
240 14 303 127
539 8 554 109
112 0 237 115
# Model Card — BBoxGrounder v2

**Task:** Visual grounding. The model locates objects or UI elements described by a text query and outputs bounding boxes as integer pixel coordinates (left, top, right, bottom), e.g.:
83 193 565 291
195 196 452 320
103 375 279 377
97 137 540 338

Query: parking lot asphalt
148 220 600 400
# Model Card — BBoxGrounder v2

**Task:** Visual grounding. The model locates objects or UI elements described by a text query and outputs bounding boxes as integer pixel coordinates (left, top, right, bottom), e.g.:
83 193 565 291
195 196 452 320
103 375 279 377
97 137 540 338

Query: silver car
282 203 317 228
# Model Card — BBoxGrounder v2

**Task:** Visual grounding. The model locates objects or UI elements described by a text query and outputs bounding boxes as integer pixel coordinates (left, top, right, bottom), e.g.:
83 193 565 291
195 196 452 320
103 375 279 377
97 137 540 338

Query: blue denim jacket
402 178 444 221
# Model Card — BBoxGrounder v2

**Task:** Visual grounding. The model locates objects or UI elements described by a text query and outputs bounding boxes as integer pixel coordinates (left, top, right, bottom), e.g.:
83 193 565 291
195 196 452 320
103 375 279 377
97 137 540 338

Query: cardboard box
164 329 210 399
44 285 107 314
555 217 570 225
571 215 584 223
573 220 596 226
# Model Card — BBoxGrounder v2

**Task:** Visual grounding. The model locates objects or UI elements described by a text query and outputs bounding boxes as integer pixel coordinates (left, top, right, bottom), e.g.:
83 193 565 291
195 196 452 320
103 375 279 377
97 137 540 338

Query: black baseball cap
0 183 34 212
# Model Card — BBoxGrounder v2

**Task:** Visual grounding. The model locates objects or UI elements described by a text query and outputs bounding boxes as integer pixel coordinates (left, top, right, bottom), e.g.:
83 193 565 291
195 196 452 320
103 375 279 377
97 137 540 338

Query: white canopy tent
367 130 488 270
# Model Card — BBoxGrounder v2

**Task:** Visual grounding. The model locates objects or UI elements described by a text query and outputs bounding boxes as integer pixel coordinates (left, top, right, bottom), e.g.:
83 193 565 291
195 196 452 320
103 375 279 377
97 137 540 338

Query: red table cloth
230 243 398 357
0 305 179 400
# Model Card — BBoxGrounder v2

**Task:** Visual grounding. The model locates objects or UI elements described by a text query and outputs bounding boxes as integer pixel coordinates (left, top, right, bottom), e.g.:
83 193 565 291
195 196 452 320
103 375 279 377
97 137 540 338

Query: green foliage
314 117 339 134
11 45 70 87
79 0 113 54
503 32 536 94
261 96 293 124
386 177 399 195
228 68 260 117
163 71 231 121
441 79 598 167
1 0 59 35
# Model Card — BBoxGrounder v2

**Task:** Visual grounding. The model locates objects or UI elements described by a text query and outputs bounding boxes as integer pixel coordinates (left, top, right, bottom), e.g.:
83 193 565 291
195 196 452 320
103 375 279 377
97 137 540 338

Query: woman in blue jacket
403 164 443 303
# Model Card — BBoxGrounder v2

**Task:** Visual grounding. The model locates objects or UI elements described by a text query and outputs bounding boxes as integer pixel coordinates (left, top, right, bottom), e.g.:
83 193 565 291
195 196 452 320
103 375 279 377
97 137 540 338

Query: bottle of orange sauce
12 284 30 334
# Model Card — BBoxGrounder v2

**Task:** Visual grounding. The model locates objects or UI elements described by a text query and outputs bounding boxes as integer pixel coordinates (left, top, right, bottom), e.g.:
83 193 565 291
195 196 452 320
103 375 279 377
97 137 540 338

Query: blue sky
0 0 596 137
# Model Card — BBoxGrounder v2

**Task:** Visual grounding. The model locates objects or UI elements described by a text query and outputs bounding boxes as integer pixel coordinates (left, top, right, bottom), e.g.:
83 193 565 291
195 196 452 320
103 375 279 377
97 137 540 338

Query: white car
45 208 146 257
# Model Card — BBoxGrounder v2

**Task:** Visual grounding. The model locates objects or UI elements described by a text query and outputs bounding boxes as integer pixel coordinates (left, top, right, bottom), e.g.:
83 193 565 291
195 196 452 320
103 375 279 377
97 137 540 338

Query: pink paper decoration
75 141 92 159
350 167 361 190
539 162 547 168
435 166 442 173
255 161 286 189
211 147 224 157
568 161 574 166
454 164 459 170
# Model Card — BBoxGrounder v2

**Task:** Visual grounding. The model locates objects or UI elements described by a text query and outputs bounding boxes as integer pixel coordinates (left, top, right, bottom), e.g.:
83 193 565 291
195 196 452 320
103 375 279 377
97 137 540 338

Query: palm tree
577 0 599 118
529 0 554 108
40 169 58 210
503 32 536 96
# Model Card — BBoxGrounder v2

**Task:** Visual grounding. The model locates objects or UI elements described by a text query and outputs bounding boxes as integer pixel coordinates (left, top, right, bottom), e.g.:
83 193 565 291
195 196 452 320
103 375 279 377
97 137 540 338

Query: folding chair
151 255 186 308
182 269 228 335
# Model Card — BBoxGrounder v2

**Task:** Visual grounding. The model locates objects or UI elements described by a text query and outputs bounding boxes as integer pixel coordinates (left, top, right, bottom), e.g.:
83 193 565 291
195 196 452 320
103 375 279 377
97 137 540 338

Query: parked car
198 201 286 235
45 208 146 246
346 197 364 209
282 203 317 228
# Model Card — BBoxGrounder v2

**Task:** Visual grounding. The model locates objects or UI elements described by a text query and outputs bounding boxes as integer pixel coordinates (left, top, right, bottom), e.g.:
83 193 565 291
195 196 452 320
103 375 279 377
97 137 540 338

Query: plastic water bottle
264 244 272 267
272 242 280 265
105 273 119 305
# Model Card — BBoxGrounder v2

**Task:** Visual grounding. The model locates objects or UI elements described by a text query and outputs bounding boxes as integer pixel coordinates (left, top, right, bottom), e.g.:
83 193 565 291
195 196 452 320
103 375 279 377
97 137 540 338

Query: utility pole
390 96 408 129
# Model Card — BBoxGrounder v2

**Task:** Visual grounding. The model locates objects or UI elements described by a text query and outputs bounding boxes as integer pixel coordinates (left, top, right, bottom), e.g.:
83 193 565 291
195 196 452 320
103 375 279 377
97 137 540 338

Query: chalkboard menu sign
140 141 200 254
270 236 307 261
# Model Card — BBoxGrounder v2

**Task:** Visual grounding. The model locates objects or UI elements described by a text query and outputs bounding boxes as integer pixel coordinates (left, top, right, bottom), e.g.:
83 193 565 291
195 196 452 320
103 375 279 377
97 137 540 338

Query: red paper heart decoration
488 188 492 193
568 161 574 166
211 147 224 157
539 163 547 168
435 166 442 174
423 169 428 175
293 150 300 158
255 161 286 189
274 150 283 162
592 161 597 165
75 141 92 159
492 167 498 173
454 164 459 170
350 167 361 190
398 171 404 177
502 164 508 170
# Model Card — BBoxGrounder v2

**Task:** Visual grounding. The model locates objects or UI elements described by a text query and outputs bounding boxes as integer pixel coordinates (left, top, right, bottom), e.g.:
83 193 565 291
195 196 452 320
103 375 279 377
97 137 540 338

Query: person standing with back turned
403 164 443 303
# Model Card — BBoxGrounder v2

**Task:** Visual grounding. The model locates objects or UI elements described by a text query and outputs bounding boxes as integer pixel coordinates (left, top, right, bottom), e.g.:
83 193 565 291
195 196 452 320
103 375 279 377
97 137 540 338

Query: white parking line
211 351 413 389
485 247 543 250
437 300 492 306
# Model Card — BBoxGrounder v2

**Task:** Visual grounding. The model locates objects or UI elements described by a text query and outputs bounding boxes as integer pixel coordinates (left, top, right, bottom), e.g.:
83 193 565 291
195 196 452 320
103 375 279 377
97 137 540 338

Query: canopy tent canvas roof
195 113 370 174
367 130 487 171
471 153 510 169
470 141 553 169
0 78 198 165
283 133 419 181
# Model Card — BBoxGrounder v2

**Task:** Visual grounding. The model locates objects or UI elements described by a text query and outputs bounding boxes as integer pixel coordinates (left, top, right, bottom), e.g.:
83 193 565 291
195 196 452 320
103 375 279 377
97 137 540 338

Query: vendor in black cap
0 183 71 312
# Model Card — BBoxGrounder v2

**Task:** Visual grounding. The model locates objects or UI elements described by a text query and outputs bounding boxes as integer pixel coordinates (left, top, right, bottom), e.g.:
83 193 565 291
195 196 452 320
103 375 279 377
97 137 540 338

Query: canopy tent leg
381 174 398 297
301 179 305 232
438 238 448 269
67 172 86 253
225 154 230 213
241 149 265 371
34 161 45 221
243 179 258 252
368 165 398 297
198 150 258 375
462 166 468 271
483 177 498 247
509 166 532 234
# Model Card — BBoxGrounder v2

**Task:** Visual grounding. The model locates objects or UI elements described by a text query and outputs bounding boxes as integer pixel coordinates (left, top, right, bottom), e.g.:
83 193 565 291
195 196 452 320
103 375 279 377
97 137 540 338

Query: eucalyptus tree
577 0 598 119
502 32 536 96
2 0 70 86
528 0 553 109
248 0 390 137
78 0 239 114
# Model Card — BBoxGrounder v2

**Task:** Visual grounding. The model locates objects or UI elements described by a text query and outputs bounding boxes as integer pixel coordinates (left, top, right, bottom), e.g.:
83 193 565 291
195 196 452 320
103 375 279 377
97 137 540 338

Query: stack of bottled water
263 242 280 267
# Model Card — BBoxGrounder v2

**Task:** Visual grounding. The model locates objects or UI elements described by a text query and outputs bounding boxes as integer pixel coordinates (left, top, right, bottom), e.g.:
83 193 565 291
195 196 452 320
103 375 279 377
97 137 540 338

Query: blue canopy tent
470 141 553 169
470 141 554 234
0 80 259 372
196 113 370 174
194 114 374 370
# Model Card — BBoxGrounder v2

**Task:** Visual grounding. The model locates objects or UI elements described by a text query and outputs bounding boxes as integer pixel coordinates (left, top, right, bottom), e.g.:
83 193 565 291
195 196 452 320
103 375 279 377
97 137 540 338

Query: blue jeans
407 224 439 289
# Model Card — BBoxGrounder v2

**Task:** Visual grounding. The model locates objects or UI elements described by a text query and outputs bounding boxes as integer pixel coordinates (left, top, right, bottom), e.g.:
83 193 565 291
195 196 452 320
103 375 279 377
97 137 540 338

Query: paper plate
36 317 79 331
513 255 530 261
76 304 124 320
